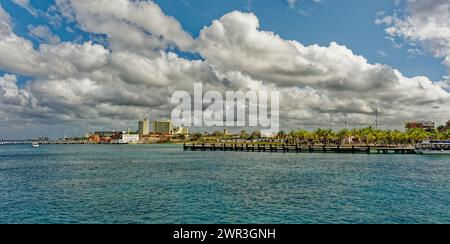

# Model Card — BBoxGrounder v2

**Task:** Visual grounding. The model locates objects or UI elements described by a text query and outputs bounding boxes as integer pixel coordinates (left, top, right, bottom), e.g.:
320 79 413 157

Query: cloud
286 0 323 13
377 0 450 72
377 50 387 57
0 74 29 106
0 4 12 35
199 11 449 126
0 3 213 136
28 25 61 44
55 0 197 52
287 0 298 9
11 0 39 17
0 35 62 77
200 12 398 91
0 2 448 137
436 76 450 92
40 41 110 71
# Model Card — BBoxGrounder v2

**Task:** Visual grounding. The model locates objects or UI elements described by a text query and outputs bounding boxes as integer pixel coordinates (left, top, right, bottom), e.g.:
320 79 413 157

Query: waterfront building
138 118 150 135
93 131 122 139
153 120 173 135
342 136 357 145
172 127 189 135
89 134 101 143
441 120 450 132
405 121 435 131
140 134 163 143
90 131 122 143
119 133 140 144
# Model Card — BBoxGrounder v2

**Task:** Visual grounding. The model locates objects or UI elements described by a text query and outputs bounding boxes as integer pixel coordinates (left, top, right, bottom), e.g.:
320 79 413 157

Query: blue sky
0 0 449 138
1 0 447 82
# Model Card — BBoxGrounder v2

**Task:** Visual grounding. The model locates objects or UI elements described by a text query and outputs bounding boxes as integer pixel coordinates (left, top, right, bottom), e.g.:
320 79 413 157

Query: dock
0 140 98 145
183 143 416 154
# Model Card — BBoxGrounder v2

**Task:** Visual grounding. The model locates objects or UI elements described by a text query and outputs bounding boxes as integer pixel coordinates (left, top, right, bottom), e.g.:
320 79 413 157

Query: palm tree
250 130 261 139
406 128 428 143
298 130 311 141
277 131 287 140
313 128 335 144
337 129 351 145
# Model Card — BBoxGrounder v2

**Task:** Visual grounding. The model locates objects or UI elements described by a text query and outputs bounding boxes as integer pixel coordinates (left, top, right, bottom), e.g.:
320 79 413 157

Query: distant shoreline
0 140 416 147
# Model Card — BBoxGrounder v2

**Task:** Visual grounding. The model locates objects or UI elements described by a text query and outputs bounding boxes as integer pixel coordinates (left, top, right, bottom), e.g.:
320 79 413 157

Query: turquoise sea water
0 144 449 224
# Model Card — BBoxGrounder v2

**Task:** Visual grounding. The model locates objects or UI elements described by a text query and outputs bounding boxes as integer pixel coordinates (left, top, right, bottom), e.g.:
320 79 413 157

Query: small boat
31 142 40 148
415 140 450 155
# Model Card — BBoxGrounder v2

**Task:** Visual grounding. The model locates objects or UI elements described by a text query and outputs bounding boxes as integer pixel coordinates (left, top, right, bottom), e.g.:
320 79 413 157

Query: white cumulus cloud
56 0 197 52
0 2 448 137
27 25 61 44
377 0 450 74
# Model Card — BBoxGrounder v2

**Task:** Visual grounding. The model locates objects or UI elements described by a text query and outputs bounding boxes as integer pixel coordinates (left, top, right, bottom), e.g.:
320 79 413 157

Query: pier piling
182 143 416 155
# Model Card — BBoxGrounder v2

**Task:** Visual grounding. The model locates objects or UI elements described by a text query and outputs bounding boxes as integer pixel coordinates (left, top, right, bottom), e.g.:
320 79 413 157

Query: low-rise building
440 120 450 132
141 136 159 144
89 131 122 143
119 133 140 144
405 121 435 131
172 127 189 135
89 134 101 143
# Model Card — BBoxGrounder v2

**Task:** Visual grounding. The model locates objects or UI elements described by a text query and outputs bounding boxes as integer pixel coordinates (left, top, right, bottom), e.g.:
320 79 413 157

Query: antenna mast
345 113 348 130
375 107 378 128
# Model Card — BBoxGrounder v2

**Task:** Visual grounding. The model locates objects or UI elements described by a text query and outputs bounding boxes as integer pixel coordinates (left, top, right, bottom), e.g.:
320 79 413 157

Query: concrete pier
183 143 416 154
0 140 99 145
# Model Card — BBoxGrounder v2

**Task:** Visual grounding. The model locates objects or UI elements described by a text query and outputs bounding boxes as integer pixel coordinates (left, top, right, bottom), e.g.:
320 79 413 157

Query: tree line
281 127 450 145
192 127 450 145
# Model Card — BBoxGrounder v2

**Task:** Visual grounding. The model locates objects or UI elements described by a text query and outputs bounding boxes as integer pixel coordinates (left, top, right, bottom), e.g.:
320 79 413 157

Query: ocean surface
0 144 449 224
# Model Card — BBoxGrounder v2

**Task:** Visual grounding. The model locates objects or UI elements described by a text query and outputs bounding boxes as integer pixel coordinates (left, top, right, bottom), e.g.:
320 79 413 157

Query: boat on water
31 142 40 148
415 140 450 155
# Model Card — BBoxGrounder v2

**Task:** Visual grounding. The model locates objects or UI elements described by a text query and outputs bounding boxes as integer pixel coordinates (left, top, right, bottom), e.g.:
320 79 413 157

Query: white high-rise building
138 118 149 135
